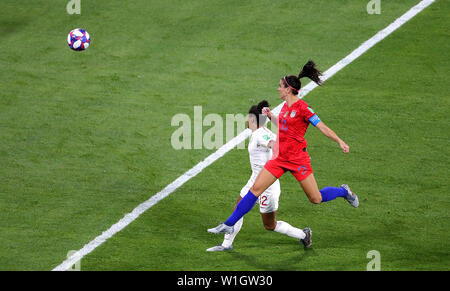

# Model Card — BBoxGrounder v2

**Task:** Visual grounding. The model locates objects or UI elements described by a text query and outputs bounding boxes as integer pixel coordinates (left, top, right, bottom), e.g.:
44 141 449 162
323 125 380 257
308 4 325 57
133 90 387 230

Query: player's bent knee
249 186 263 196
309 195 322 204
263 223 276 231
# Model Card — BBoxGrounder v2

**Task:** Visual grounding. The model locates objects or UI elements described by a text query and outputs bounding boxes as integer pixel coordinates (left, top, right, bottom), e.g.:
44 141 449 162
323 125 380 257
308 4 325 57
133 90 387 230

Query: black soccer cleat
300 227 312 249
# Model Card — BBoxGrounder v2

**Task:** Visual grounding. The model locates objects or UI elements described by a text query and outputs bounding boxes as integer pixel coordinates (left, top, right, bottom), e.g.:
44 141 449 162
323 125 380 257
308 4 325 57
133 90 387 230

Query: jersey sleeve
301 105 321 127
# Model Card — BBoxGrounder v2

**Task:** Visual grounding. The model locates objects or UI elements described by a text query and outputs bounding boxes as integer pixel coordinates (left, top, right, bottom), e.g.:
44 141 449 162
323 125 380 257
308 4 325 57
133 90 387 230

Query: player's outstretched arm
315 122 349 153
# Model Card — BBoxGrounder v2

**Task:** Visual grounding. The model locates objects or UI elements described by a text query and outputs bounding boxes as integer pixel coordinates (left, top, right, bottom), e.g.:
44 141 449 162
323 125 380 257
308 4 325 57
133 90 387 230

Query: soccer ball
67 28 91 51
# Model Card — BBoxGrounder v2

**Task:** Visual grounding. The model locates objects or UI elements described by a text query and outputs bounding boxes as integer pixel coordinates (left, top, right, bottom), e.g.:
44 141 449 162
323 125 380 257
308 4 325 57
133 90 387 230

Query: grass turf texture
0 0 448 270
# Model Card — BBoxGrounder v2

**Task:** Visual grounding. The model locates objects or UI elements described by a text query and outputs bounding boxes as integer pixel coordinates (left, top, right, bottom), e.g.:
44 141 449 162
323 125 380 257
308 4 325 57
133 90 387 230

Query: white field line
53 0 435 271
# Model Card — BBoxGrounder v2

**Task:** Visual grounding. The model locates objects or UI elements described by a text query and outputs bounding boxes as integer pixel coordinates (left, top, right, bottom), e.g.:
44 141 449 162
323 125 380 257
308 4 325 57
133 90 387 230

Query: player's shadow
227 244 318 271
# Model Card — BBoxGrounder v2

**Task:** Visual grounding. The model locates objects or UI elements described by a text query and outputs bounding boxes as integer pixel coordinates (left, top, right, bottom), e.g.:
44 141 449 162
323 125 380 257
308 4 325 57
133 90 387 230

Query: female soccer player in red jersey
208 60 359 248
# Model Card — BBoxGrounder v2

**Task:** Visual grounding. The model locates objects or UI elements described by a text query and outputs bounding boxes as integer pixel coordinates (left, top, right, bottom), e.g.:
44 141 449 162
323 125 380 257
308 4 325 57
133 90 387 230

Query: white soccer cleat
341 184 359 208
206 245 233 252
207 223 234 234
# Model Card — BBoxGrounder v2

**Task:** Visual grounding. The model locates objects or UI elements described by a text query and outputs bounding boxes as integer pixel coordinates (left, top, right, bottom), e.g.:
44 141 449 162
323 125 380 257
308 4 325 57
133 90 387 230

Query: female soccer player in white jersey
206 100 310 252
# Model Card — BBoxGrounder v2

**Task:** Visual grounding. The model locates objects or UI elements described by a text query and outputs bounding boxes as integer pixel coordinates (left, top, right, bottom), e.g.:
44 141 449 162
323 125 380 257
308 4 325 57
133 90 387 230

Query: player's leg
259 183 310 247
297 173 358 206
207 195 245 251
249 168 278 196
258 181 281 231
222 196 244 248
208 168 279 234
268 213 311 248
297 173 323 204
223 168 277 226
262 211 305 239
261 211 277 230
208 159 285 234
207 196 244 252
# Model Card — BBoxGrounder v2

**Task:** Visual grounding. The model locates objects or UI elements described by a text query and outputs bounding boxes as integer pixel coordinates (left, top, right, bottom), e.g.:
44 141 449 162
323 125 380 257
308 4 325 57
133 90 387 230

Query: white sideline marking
53 0 435 271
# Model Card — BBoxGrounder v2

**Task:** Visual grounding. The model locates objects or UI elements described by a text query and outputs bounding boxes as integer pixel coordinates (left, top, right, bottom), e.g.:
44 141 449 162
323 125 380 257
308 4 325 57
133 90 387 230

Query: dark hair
283 60 322 94
248 100 270 127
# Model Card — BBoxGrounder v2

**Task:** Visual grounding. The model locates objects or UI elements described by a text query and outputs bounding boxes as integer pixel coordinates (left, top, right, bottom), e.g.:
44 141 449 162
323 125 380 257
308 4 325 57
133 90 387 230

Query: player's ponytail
256 100 269 114
298 60 322 85
282 60 322 95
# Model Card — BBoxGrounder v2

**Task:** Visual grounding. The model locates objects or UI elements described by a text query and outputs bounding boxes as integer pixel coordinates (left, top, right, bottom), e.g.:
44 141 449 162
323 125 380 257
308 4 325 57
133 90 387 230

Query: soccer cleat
207 223 234 234
300 227 312 249
206 245 233 252
341 184 359 208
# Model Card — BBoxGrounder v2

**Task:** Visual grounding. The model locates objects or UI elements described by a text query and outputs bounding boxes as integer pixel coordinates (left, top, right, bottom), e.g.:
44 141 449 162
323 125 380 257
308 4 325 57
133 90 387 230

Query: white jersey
241 126 280 214
248 127 277 173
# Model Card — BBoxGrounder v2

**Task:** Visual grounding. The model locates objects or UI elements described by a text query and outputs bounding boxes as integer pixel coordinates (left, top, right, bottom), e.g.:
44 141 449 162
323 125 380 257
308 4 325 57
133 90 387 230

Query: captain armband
308 114 321 127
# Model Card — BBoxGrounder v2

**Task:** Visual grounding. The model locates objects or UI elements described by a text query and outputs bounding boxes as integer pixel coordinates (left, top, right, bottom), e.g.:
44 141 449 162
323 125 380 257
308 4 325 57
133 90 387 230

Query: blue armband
308 114 321 127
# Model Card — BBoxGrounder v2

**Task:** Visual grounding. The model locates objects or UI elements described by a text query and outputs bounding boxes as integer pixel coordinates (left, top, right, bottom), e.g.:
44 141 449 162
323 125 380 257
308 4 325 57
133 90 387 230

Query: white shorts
240 171 281 214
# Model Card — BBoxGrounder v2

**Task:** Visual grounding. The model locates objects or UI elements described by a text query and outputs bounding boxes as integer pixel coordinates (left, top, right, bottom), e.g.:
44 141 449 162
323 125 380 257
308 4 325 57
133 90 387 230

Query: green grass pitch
0 0 449 270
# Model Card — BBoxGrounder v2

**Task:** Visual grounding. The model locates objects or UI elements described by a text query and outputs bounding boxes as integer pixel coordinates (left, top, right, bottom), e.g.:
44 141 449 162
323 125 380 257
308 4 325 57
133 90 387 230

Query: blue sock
320 186 348 202
224 190 258 226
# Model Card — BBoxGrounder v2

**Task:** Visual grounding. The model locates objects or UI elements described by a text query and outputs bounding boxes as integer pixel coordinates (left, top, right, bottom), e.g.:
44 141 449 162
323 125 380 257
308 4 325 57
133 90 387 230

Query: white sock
274 220 306 240
222 217 243 248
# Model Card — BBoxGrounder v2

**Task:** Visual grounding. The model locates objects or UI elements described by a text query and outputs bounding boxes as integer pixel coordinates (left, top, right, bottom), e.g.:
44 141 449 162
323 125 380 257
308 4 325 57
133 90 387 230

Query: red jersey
272 99 317 163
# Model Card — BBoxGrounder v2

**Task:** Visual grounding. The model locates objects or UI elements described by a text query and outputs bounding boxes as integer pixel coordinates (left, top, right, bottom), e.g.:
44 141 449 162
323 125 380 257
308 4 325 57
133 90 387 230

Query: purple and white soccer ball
67 28 91 51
